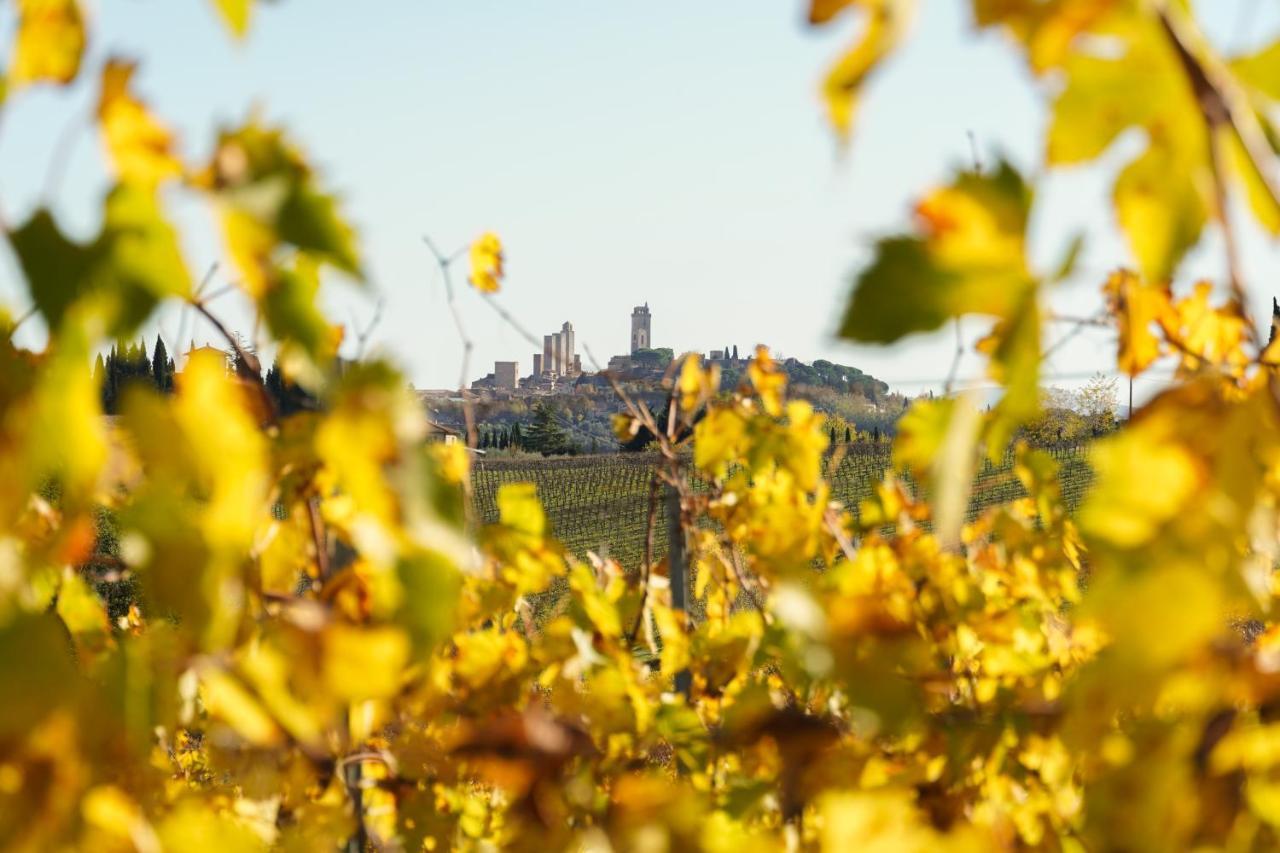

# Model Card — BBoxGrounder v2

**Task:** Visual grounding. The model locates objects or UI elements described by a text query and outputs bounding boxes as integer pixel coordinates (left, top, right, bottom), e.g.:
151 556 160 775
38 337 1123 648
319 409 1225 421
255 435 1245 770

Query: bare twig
1156 4 1267 346
189 298 263 378
352 296 386 360
6 305 36 342
422 235 478 448
584 344 677 462
306 495 331 583
1042 313 1106 363
481 293 541 347
943 318 964 395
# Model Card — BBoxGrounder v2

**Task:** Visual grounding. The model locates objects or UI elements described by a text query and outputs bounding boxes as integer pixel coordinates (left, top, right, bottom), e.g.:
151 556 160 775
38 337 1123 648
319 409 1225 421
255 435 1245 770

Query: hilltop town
459 303 891 405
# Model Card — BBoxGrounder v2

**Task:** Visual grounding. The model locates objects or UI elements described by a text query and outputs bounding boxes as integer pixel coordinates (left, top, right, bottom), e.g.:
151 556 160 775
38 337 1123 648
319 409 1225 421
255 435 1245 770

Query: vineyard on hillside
472 442 1093 568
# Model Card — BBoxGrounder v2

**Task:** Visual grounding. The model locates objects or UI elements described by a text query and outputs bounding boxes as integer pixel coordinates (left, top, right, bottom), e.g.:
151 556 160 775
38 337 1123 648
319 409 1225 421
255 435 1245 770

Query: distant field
471 443 1093 569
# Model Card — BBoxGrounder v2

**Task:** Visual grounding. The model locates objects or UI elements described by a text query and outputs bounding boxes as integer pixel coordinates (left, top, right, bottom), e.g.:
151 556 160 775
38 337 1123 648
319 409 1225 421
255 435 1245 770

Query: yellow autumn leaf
678 353 719 414
813 0 917 140
1160 281 1250 373
1113 145 1207 284
1103 269 1171 377
200 668 285 748
468 232 505 293
97 59 182 189
10 0 85 87
323 624 410 701
210 0 254 38
747 345 786 417
1077 417 1200 548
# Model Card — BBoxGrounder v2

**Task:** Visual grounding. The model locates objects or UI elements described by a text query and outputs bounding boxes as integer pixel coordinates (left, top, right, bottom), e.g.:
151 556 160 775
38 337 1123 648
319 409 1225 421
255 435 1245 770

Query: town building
631 303 651 353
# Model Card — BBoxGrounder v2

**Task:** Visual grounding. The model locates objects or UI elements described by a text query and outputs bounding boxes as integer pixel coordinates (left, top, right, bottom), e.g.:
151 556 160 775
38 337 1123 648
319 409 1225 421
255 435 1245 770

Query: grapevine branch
1157 4 1267 347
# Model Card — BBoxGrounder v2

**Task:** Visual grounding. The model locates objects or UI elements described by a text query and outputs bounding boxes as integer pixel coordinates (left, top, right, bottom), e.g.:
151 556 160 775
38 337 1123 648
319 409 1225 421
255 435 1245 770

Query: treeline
478 402 591 457
93 337 321 418
94 338 176 414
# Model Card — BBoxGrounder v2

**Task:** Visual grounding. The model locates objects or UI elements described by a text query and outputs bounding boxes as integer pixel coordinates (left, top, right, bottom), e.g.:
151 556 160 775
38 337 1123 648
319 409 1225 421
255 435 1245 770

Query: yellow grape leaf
814 0 917 140
1077 417 1200 548
840 160 1033 343
0 613 79 740
1103 270 1171 377
261 255 342 368
497 482 545 538
818 789 986 851
1230 38 1280 102
930 392 982 550
973 0 1120 74
1113 145 1207 284
12 186 193 335
693 406 748 479
1225 129 1280 236
396 551 460 654
55 570 109 640
1160 281 1250 373
1044 11 1200 161
210 0 254 38
452 627 528 691
915 167 1028 271
27 317 108 500
651 602 689 679
10 0 85 87
809 0 858 25
892 397 954 480
1085 562 1224 668
257 511 310 596
782 400 830 492
977 291 1041 454
82 786 156 848
156 799 266 852
468 232 505 293
200 119 364 292
323 624 410 701
200 668 285 748
678 353 720 413
569 562 622 639
747 345 786 417
97 59 181 189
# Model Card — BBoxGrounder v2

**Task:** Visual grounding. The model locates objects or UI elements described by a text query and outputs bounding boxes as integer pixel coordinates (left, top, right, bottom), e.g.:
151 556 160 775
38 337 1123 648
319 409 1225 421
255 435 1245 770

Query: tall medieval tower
630 303 651 354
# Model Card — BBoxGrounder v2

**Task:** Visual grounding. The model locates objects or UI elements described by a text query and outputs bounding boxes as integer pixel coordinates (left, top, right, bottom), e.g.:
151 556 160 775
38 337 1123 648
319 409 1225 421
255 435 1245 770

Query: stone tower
561 321 576 375
630 303 651 354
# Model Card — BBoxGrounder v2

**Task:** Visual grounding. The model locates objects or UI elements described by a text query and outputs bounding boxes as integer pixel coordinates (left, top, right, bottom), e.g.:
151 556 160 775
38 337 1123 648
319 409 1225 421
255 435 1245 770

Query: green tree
525 402 571 456
151 337 173 393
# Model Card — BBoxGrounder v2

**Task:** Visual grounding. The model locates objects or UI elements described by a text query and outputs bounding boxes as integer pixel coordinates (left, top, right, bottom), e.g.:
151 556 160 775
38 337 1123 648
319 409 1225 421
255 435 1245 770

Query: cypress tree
844 426 852 443
103 345 118 414
152 337 172 392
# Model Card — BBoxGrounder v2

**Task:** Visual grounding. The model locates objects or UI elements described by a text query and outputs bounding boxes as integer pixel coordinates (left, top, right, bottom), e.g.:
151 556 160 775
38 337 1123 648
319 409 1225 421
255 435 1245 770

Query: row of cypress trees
93 338 176 414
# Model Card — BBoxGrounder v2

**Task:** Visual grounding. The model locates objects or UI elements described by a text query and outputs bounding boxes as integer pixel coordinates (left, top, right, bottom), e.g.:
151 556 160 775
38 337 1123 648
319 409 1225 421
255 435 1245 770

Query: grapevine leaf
840 160 1033 343
811 0 917 140
97 59 182 189
468 232 505 293
9 0 86 87
1113 144 1207 284
210 0 254 38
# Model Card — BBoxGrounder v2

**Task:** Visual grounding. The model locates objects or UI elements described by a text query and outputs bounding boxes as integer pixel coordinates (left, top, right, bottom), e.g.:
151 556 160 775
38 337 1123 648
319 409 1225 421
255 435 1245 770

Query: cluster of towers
533 321 581 378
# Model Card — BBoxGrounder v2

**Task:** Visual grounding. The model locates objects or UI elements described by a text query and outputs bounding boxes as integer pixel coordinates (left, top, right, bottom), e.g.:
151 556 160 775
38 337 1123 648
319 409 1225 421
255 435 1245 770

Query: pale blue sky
1 1 1278 397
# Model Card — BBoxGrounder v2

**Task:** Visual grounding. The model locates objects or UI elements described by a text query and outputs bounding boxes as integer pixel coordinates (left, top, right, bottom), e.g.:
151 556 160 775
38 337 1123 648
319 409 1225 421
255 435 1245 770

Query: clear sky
1 1 1278 399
